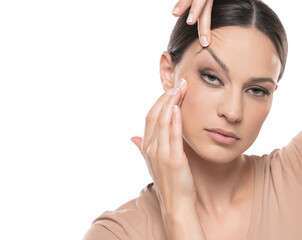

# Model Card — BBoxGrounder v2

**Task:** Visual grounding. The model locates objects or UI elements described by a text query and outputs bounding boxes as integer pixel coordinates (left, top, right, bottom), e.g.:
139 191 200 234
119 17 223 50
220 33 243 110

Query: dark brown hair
168 0 288 81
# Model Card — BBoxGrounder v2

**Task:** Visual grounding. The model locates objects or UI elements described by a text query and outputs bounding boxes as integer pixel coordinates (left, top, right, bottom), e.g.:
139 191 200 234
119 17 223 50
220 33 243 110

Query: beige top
83 131 302 240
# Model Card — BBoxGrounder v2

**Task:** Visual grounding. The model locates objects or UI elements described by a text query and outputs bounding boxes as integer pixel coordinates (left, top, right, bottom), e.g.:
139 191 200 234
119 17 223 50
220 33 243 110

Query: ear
159 51 175 92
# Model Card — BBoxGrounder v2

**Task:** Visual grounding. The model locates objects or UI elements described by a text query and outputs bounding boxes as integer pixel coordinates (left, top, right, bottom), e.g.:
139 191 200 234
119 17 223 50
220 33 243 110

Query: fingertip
172 6 180 16
199 35 210 47
130 137 137 145
171 105 182 144
173 105 178 114
130 136 141 144
186 13 194 24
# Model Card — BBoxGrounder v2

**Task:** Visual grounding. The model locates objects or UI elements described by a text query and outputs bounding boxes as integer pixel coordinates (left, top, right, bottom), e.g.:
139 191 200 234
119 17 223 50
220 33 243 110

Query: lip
205 128 240 145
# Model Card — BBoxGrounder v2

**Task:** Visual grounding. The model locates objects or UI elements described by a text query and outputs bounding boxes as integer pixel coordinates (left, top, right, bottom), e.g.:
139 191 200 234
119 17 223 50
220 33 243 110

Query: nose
217 89 243 123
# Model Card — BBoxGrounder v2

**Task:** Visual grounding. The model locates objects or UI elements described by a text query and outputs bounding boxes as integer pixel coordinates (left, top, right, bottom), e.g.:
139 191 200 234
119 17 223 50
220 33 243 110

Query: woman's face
173 26 281 163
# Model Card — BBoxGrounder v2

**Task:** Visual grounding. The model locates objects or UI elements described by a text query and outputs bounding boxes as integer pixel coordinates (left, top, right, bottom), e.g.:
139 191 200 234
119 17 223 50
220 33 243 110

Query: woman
84 0 301 239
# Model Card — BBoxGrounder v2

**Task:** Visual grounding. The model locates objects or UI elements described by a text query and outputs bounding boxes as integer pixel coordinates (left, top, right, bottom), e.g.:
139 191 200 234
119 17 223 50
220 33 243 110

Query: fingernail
200 36 209 47
173 105 178 114
166 87 179 95
172 7 179 15
187 13 194 24
176 78 186 89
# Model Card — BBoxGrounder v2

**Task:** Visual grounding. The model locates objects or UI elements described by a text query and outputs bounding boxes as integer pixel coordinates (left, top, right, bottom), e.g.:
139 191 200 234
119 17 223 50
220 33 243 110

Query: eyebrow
195 47 277 86
196 47 229 73
248 77 277 86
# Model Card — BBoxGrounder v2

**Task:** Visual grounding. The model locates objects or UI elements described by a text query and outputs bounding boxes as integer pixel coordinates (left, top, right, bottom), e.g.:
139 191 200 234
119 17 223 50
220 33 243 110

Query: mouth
205 128 240 145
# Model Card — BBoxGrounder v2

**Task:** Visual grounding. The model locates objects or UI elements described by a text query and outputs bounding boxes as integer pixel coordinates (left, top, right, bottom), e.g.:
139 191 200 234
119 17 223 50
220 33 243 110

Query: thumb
130 136 143 153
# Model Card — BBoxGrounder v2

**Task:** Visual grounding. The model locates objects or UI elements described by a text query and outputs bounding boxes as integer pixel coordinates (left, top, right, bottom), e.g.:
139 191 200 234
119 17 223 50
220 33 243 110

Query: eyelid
199 69 271 97
246 86 270 97
199 70 223 85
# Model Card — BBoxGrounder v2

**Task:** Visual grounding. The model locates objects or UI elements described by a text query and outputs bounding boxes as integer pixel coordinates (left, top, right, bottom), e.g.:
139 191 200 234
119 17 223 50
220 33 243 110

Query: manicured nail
166 87 179 95
187 13 194 23
200 36 209 47
173 105 178 114
176 78 186 89
172 7 179 15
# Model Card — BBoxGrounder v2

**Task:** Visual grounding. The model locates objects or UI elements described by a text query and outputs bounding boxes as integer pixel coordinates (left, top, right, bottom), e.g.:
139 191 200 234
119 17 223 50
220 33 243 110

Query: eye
199 71 223 86
246 87 270 97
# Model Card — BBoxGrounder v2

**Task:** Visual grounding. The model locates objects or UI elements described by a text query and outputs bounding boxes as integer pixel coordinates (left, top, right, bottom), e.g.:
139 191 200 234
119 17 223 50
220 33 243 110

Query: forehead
184 26 281 82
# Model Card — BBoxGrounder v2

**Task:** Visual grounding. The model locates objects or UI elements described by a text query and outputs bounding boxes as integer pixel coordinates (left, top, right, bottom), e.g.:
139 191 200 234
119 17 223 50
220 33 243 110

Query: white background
0 0 301 239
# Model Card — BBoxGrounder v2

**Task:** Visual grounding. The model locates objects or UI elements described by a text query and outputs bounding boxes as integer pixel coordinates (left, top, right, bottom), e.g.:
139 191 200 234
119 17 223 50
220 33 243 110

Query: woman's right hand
131 78 207 240
131 78 198 214
172 0 214 47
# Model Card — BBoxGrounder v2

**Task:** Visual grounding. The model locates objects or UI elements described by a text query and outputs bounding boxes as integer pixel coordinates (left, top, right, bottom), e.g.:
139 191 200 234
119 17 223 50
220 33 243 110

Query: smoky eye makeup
198 69 272 98
246 86 271 97
198 68 224 87
195 55 273 98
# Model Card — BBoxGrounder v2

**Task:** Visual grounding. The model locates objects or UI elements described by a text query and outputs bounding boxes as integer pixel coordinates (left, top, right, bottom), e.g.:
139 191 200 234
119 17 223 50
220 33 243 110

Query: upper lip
206 128 240 140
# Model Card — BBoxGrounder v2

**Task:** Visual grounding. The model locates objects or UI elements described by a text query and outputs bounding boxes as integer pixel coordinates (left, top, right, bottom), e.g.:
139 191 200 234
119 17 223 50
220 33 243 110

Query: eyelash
199 72 270 97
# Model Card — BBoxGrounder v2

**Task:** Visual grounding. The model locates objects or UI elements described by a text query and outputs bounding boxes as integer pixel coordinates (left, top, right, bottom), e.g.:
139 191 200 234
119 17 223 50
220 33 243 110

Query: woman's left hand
172 0 214 47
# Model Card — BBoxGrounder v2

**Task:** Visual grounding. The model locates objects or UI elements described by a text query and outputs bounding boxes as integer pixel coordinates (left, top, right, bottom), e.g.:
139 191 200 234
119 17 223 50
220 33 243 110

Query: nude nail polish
200 36 209 47
187 14 194 23
176 78 186 89
166 88 179 95
173 105 178 114
172 7 179 15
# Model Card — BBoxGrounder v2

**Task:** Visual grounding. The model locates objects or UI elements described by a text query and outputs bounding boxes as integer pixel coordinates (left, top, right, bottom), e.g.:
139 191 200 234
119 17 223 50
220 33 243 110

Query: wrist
162 204 207 240
163 200 196 220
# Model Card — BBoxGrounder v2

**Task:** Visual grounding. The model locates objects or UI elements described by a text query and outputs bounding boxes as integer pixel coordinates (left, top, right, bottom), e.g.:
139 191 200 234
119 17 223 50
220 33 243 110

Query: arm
279 131 302 185
163 206 207 240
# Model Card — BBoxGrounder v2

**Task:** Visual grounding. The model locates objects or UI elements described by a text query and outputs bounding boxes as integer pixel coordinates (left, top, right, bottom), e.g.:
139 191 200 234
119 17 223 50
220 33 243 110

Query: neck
183 139 251 217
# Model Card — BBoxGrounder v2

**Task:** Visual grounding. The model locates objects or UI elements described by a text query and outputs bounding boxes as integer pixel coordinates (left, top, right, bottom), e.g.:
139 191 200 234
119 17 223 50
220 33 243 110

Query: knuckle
171 131 179 141
191 0 206 12
158 117 169 128
176 0 192 8
146 144 156 159
142 144 148 155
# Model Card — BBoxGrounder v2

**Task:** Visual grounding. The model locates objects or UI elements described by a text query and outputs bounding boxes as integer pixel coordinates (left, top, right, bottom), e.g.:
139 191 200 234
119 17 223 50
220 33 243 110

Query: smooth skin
131 26 280 240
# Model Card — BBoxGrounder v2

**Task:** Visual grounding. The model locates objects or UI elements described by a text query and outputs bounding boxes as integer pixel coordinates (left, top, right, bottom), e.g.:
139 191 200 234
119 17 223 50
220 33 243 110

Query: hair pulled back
168 0 288 81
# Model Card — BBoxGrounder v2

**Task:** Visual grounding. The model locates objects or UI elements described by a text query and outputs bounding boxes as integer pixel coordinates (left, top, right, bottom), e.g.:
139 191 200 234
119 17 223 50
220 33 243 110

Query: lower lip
205 130 238 145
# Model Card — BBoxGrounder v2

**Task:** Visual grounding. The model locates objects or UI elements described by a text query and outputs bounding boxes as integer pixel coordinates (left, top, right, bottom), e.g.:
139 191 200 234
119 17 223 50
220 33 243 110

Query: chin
183 135 250 164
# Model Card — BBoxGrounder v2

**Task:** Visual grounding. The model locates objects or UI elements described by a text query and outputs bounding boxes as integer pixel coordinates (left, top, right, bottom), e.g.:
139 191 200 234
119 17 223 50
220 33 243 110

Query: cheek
241 99 273 149
246 99 272 131
180 84 218 129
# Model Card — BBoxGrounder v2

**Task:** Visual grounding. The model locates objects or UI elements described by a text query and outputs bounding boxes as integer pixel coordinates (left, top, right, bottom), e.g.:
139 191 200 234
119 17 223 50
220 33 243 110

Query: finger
157 90 183 158
172 0 193 17
130 136 143 154
175 78 188 107
171 105 184 159
197 0 213 47
187 0 207 25
143 78 187 154
142 90 179 153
